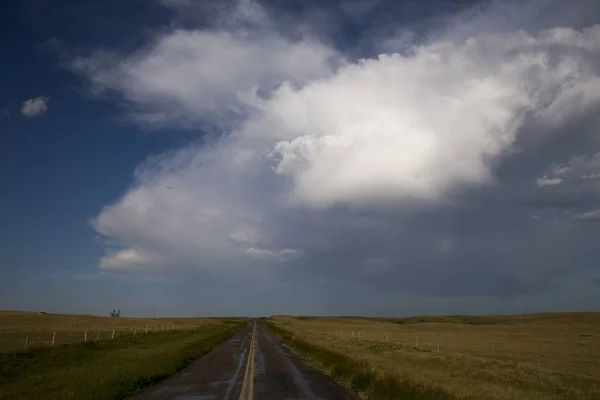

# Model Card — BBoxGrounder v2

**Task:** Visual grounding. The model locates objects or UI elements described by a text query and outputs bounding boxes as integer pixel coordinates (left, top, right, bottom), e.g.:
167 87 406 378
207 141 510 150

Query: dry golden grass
0 310 226 352
272 313 600 399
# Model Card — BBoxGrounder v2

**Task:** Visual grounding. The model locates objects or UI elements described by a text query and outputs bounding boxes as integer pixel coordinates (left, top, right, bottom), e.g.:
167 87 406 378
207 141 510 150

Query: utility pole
153 307 156 319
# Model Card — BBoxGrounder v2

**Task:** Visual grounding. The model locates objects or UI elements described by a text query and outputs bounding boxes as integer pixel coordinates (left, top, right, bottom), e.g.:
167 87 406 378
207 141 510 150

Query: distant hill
273 312 600 326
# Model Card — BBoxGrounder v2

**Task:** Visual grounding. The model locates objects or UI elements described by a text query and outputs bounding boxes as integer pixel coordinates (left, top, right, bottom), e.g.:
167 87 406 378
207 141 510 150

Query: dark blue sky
0 0 188 316
2 0 600 317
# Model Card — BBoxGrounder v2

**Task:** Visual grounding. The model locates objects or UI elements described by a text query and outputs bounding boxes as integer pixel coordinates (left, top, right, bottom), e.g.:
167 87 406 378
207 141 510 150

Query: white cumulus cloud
99 248 153 271
536 177 563 187
71 30 340 129
246 248 304 262
572 209 600 221
255 27 600 207
537 153 600 187
73 1 600 277
20 97 49 117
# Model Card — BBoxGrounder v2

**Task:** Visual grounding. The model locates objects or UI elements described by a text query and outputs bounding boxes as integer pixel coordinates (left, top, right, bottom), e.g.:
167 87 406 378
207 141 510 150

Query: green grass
269 313 600 400
0 321 244 400
266 321 454 399
0 310 229 352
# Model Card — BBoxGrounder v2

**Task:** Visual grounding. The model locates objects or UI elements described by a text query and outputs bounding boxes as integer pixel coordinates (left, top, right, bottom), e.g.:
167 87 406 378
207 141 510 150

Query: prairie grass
0 310 237 352
266 321 453 399
0 320 244 400
269 313 600 400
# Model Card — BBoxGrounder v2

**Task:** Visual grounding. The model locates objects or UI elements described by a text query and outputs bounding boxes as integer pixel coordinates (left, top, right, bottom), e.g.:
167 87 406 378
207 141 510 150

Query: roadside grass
0 321 244 400
269 313 600 400
266 321 454 399
0 310 233 352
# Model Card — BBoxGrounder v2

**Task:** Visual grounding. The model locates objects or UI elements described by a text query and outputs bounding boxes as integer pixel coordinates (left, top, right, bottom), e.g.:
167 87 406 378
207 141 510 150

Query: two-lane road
134 322 357 400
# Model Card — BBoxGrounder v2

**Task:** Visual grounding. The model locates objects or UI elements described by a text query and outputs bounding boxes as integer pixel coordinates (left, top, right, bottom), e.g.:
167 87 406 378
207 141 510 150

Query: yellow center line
238 323 256 400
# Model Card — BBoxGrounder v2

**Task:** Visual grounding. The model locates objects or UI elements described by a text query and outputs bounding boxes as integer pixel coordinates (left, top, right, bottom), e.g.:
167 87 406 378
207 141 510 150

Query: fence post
386 333 389 343
52 332 56 347
400 335 403 347
146 326 148 334
25 333 30 350
358 331 361 339
133 328 137 337
84 330 88 343
112 329 115 339
416 334 419 348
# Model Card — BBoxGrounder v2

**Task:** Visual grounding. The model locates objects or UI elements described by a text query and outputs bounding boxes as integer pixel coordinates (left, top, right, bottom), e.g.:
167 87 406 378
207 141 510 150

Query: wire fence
0 324 201 353
293 327 599 374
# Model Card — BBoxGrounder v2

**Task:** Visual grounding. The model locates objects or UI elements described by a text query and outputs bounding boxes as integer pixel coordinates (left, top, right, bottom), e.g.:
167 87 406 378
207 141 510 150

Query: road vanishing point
134 322 358 399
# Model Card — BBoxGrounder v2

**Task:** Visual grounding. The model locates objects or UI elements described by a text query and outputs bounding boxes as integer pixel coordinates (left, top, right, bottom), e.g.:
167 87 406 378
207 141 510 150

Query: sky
1 0 600 318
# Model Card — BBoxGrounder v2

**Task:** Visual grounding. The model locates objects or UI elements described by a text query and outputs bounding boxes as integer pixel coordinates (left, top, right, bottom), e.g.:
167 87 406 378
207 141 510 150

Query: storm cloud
72 0 600 314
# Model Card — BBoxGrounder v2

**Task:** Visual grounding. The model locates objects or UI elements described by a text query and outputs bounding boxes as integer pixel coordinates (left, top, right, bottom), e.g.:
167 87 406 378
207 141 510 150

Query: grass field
0 310 236 352
0 319 245 400
269 313 600 400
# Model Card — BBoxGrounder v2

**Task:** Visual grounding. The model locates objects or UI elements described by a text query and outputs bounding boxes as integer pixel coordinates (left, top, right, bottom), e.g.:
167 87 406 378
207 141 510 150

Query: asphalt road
133 322 358 400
